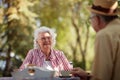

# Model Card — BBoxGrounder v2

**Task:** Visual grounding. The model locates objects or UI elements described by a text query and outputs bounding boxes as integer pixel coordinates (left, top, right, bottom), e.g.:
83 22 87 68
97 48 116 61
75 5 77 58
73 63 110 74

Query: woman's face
37 32 52 52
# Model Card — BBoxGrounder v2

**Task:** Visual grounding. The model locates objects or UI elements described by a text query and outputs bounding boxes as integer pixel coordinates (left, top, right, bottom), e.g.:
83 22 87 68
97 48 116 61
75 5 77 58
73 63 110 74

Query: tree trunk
3 45 12 76
81 52 86 70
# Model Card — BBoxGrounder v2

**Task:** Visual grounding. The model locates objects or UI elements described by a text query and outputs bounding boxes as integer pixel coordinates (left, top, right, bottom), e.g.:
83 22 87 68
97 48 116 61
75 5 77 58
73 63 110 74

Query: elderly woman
19 26 72 75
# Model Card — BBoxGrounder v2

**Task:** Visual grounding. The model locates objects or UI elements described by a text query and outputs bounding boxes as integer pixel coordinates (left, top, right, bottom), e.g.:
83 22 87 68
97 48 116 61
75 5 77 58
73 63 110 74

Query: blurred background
0 0 120 77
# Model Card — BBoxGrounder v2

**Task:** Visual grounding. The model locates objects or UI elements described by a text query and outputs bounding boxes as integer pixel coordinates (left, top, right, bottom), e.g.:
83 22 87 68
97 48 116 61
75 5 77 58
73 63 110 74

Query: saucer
59 76 71 78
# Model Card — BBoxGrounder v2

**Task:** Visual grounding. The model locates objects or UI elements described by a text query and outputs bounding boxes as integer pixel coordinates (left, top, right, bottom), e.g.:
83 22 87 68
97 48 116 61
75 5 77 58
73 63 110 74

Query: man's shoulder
96 30 107 38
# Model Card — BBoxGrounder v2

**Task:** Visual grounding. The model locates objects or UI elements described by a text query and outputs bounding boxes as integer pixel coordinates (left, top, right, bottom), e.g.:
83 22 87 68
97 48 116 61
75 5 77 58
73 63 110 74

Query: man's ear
95 16 101 25
36 40 38 43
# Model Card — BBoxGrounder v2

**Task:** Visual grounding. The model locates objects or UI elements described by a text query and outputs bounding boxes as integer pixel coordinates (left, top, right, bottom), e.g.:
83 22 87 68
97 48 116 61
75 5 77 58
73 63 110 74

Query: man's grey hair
34 26 57 49
91 13 118 23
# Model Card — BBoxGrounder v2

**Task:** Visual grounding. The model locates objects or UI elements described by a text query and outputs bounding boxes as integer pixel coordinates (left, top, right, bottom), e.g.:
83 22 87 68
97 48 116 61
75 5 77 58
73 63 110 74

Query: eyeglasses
39 36 52 41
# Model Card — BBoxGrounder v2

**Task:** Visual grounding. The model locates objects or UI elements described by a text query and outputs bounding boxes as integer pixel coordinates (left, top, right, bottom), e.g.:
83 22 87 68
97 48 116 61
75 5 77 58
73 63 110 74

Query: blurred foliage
0 0 98 77
0 0 37 76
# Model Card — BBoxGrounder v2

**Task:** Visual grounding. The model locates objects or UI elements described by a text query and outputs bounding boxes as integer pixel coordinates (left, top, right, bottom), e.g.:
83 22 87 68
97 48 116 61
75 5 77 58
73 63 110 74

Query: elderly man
71 0 120 80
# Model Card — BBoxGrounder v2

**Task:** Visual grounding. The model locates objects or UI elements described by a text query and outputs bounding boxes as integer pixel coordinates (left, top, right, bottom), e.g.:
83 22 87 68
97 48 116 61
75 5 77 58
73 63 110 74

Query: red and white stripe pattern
19 49 72 72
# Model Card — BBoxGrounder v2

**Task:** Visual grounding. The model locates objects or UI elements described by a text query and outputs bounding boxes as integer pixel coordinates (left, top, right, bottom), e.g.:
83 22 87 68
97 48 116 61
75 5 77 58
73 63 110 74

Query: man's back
92 18 120 80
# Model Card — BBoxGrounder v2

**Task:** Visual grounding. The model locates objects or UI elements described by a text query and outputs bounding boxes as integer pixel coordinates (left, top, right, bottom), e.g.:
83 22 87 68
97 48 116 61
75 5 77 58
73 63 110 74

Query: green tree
33 0 94 70
0 0 37 76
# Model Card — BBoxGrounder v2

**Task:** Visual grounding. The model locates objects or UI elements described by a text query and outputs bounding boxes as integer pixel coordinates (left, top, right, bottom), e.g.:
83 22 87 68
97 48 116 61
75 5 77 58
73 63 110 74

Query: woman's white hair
34 26 57 49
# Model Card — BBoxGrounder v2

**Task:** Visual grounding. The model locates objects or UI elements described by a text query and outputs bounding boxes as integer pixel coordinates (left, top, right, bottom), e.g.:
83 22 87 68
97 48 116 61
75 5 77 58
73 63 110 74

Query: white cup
61 70 70 76
69 61 73 69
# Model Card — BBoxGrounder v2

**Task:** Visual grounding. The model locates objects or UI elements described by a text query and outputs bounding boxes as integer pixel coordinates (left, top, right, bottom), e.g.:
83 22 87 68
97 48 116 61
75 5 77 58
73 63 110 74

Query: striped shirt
19 49 72 72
